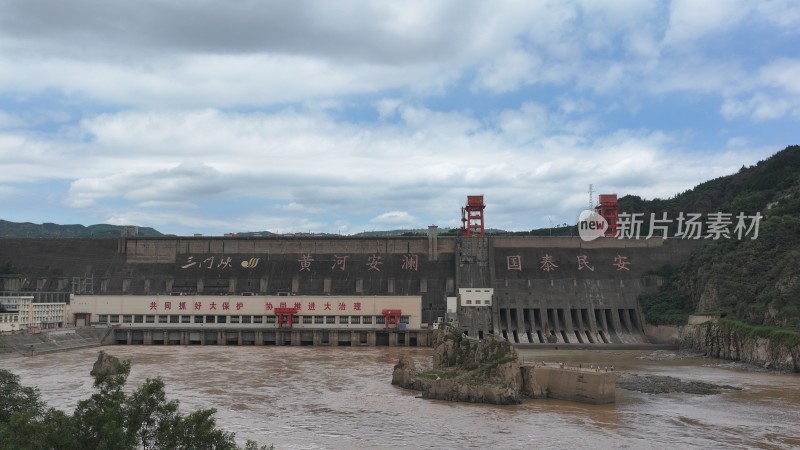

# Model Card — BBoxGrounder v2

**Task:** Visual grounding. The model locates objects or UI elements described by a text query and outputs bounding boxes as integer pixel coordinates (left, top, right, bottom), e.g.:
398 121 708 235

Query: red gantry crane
461 195 486 237
595 194 619 237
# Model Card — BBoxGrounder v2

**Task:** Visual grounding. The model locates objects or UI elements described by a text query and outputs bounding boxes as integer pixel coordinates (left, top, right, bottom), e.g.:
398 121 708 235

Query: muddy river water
2 346 799 449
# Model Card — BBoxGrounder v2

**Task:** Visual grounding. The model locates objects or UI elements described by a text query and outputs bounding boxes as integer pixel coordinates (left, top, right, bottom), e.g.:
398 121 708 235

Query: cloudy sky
1 1 798 235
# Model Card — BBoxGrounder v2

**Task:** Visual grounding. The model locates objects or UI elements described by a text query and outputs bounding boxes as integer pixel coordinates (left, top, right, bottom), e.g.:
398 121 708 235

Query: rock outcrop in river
392 324 522 404
90 350 124 377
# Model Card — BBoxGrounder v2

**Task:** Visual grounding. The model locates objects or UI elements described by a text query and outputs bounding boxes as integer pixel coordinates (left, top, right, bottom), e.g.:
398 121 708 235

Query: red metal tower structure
595 194 619 237
461 195 486 236
381 309 402 329
274 307 298 329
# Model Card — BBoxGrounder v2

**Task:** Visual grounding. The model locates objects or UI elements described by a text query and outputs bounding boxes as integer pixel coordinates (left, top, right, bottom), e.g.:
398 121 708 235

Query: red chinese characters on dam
144 299 364 313
506 254 632 272
263 301 362 312
178 254 422 272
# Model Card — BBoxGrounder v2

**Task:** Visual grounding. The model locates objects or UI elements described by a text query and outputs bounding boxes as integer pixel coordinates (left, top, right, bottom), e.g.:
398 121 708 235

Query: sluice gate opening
497 307 647 345
109 328 431 347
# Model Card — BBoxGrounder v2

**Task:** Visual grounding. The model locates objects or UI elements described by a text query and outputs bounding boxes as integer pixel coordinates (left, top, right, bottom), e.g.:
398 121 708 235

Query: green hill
629 146 800 334
0 220 163 238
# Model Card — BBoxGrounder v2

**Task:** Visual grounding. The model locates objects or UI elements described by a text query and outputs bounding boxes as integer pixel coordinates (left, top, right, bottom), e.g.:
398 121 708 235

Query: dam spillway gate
497 306 644 344
111 328 431 347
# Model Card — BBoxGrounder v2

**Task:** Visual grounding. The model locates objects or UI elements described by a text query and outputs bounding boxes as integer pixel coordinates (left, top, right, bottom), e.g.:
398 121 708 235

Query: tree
1 359 272 450
126 377 181 450
0 369 79 449
0 369 43 424
73 360 135 450
163 408 238 450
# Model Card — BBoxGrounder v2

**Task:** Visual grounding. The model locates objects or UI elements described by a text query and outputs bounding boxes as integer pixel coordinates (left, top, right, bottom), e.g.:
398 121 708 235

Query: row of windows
97 314 410 325
464 300 491 305
0 315 19 323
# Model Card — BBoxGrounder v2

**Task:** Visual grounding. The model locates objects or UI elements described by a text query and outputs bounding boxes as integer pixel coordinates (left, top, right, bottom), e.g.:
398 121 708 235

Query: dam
0 228 698 345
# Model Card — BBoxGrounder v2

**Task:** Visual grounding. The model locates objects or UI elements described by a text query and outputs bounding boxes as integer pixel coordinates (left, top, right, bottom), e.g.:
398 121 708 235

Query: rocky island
392 324 616 405
392 324 523 404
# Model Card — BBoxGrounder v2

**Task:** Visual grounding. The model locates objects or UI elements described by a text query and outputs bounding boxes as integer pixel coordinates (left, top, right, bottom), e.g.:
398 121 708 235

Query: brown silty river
2 346 799 449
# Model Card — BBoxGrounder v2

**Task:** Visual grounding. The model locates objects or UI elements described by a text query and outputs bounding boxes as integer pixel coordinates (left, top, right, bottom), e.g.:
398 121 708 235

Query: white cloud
376 99 402 120
36 106 777 233
495 102 549 141
0 0 793 121
473 49 542 93
369 211 418 227
663 0 750 47
759 59 800 94
0 2 795 234
755 0 800 29
0 111 25 128
0 185 20 199
718 59 800 120
726 136 749 147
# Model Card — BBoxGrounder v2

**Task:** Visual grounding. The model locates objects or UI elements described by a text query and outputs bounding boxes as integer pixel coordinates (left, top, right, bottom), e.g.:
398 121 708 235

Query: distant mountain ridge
0 221 513 239
0 220 163 238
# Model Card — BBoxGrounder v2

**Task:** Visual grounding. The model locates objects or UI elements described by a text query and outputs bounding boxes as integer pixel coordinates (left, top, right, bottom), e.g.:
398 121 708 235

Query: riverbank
680 320 800 372
0 328 111 358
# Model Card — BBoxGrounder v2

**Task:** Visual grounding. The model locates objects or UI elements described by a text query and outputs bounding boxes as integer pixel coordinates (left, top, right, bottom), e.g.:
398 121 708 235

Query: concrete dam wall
0 235 699 344
477 237 697 344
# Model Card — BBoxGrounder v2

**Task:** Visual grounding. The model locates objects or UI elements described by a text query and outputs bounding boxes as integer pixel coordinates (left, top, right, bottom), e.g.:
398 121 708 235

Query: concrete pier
520 364 616 404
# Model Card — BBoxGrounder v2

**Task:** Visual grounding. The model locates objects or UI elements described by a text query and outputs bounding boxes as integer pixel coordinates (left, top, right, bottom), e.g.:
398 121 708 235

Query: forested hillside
634 146 800 340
